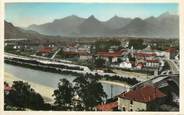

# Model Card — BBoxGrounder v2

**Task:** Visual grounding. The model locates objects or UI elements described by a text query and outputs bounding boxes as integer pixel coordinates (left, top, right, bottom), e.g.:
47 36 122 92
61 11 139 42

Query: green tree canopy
95 58 106 68
95 39 121 52
128 39 146 50
53 79 74 107
5 81 44 110
73 76 107 110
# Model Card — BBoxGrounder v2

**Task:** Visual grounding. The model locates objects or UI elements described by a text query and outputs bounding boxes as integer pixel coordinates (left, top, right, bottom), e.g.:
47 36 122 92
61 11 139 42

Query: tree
73 76 107 110
95 58 106 68
5 81 44 110
128 39 146 50
95 39 121 52
128 53 135 62
53 79 74 108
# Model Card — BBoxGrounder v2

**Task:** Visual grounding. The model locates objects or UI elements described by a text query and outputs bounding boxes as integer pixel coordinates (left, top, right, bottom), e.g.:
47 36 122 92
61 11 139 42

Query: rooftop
97 50 126 58
119 85 166 103
96 102 118 111
134 52 157 57
165 48 176 52
39 47 53 53
146 59 159 63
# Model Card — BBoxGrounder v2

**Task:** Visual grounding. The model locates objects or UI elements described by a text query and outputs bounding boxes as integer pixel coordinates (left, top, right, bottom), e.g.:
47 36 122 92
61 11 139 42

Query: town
4 3 179 112
4 37 179 111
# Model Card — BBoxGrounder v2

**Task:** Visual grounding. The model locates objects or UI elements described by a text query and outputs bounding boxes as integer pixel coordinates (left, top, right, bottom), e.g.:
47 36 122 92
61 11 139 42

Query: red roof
63 51 79 55
39 47 53 53
119 85 166 103
96 102 118 111
97 50 124 57
146 60 159 63
134 52 156 57
165 48 176 52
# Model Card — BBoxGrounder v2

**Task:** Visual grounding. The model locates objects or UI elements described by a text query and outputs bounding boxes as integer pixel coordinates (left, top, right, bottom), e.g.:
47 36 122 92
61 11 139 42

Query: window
130 100 133 104
123 107 126 111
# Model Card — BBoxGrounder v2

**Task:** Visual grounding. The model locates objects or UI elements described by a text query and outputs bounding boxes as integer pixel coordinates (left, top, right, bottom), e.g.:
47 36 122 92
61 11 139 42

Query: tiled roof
165 48 176 52
97 50 124 57
134 52 156 57
63 51 79 55
119 85 166 103
146 60 159 63
39 47 53 53
96 102 118 111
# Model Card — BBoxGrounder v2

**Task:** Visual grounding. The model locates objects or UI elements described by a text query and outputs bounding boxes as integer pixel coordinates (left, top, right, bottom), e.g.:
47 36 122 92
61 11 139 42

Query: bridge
131 74 179 95
164 59 179 74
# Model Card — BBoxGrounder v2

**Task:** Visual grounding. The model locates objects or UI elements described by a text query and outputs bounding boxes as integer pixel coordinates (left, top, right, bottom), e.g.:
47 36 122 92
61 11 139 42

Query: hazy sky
5 3 178 27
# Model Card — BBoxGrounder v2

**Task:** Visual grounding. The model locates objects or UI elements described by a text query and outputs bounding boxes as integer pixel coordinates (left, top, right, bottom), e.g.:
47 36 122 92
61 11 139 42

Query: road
165 59 179 74
51 48 61 59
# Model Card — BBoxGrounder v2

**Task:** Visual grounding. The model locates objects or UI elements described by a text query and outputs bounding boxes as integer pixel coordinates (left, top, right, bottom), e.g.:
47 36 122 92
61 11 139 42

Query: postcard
1 0 183 115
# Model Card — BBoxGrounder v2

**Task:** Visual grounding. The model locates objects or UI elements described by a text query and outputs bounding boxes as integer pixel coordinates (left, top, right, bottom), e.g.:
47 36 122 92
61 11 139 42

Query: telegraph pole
110 85 113 98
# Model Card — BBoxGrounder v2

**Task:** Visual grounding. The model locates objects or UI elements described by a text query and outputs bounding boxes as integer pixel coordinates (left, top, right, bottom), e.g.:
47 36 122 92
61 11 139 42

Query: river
5 64 127 99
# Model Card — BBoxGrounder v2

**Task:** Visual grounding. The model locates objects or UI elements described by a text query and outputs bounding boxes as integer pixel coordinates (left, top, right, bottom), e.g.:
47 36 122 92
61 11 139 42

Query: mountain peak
133 17 143 21
68 15 80 18
88 15 96 19
85 15 100 22
145 16 156 21
159 11 171 18
112 15 119 18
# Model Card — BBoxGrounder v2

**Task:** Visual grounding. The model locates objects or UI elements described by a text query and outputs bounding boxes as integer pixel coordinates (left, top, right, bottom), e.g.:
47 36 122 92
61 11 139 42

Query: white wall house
119 62 132 69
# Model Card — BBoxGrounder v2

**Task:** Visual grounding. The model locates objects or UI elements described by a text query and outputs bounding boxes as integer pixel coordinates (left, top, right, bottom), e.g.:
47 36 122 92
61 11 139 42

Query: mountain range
6 12 179 38
5 21 66 40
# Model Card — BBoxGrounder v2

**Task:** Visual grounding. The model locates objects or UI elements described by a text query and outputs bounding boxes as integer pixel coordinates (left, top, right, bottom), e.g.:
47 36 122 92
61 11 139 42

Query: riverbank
4 71 130 102
5 53 142 83
5 58 140 86
112 69 151 80
4 72 54 103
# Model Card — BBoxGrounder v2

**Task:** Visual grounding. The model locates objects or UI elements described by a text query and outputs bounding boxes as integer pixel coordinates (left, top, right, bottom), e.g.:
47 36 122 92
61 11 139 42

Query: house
38 47 53 56
134 52 157 60
39 47 53 54
96 50 126 63
145 60 160 68
118 85 166 111
79 52 92 60
63 51 79 58
78 46 91 53
63 47 78 52
119 61 132 69
165 48 177 59
4 82 12 95
136 62 144 69
96 102 118 111
155 51 166 58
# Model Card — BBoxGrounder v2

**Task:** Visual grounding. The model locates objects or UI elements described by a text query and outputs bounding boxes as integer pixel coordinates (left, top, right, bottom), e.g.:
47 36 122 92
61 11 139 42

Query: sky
5 3 178 27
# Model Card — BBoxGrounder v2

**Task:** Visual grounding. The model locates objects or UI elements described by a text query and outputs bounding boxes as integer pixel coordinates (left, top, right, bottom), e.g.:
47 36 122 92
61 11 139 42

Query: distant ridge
10 12 179 38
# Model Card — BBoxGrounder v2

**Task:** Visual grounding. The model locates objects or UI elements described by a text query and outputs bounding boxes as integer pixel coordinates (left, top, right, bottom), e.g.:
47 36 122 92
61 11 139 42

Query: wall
118 97 147 111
